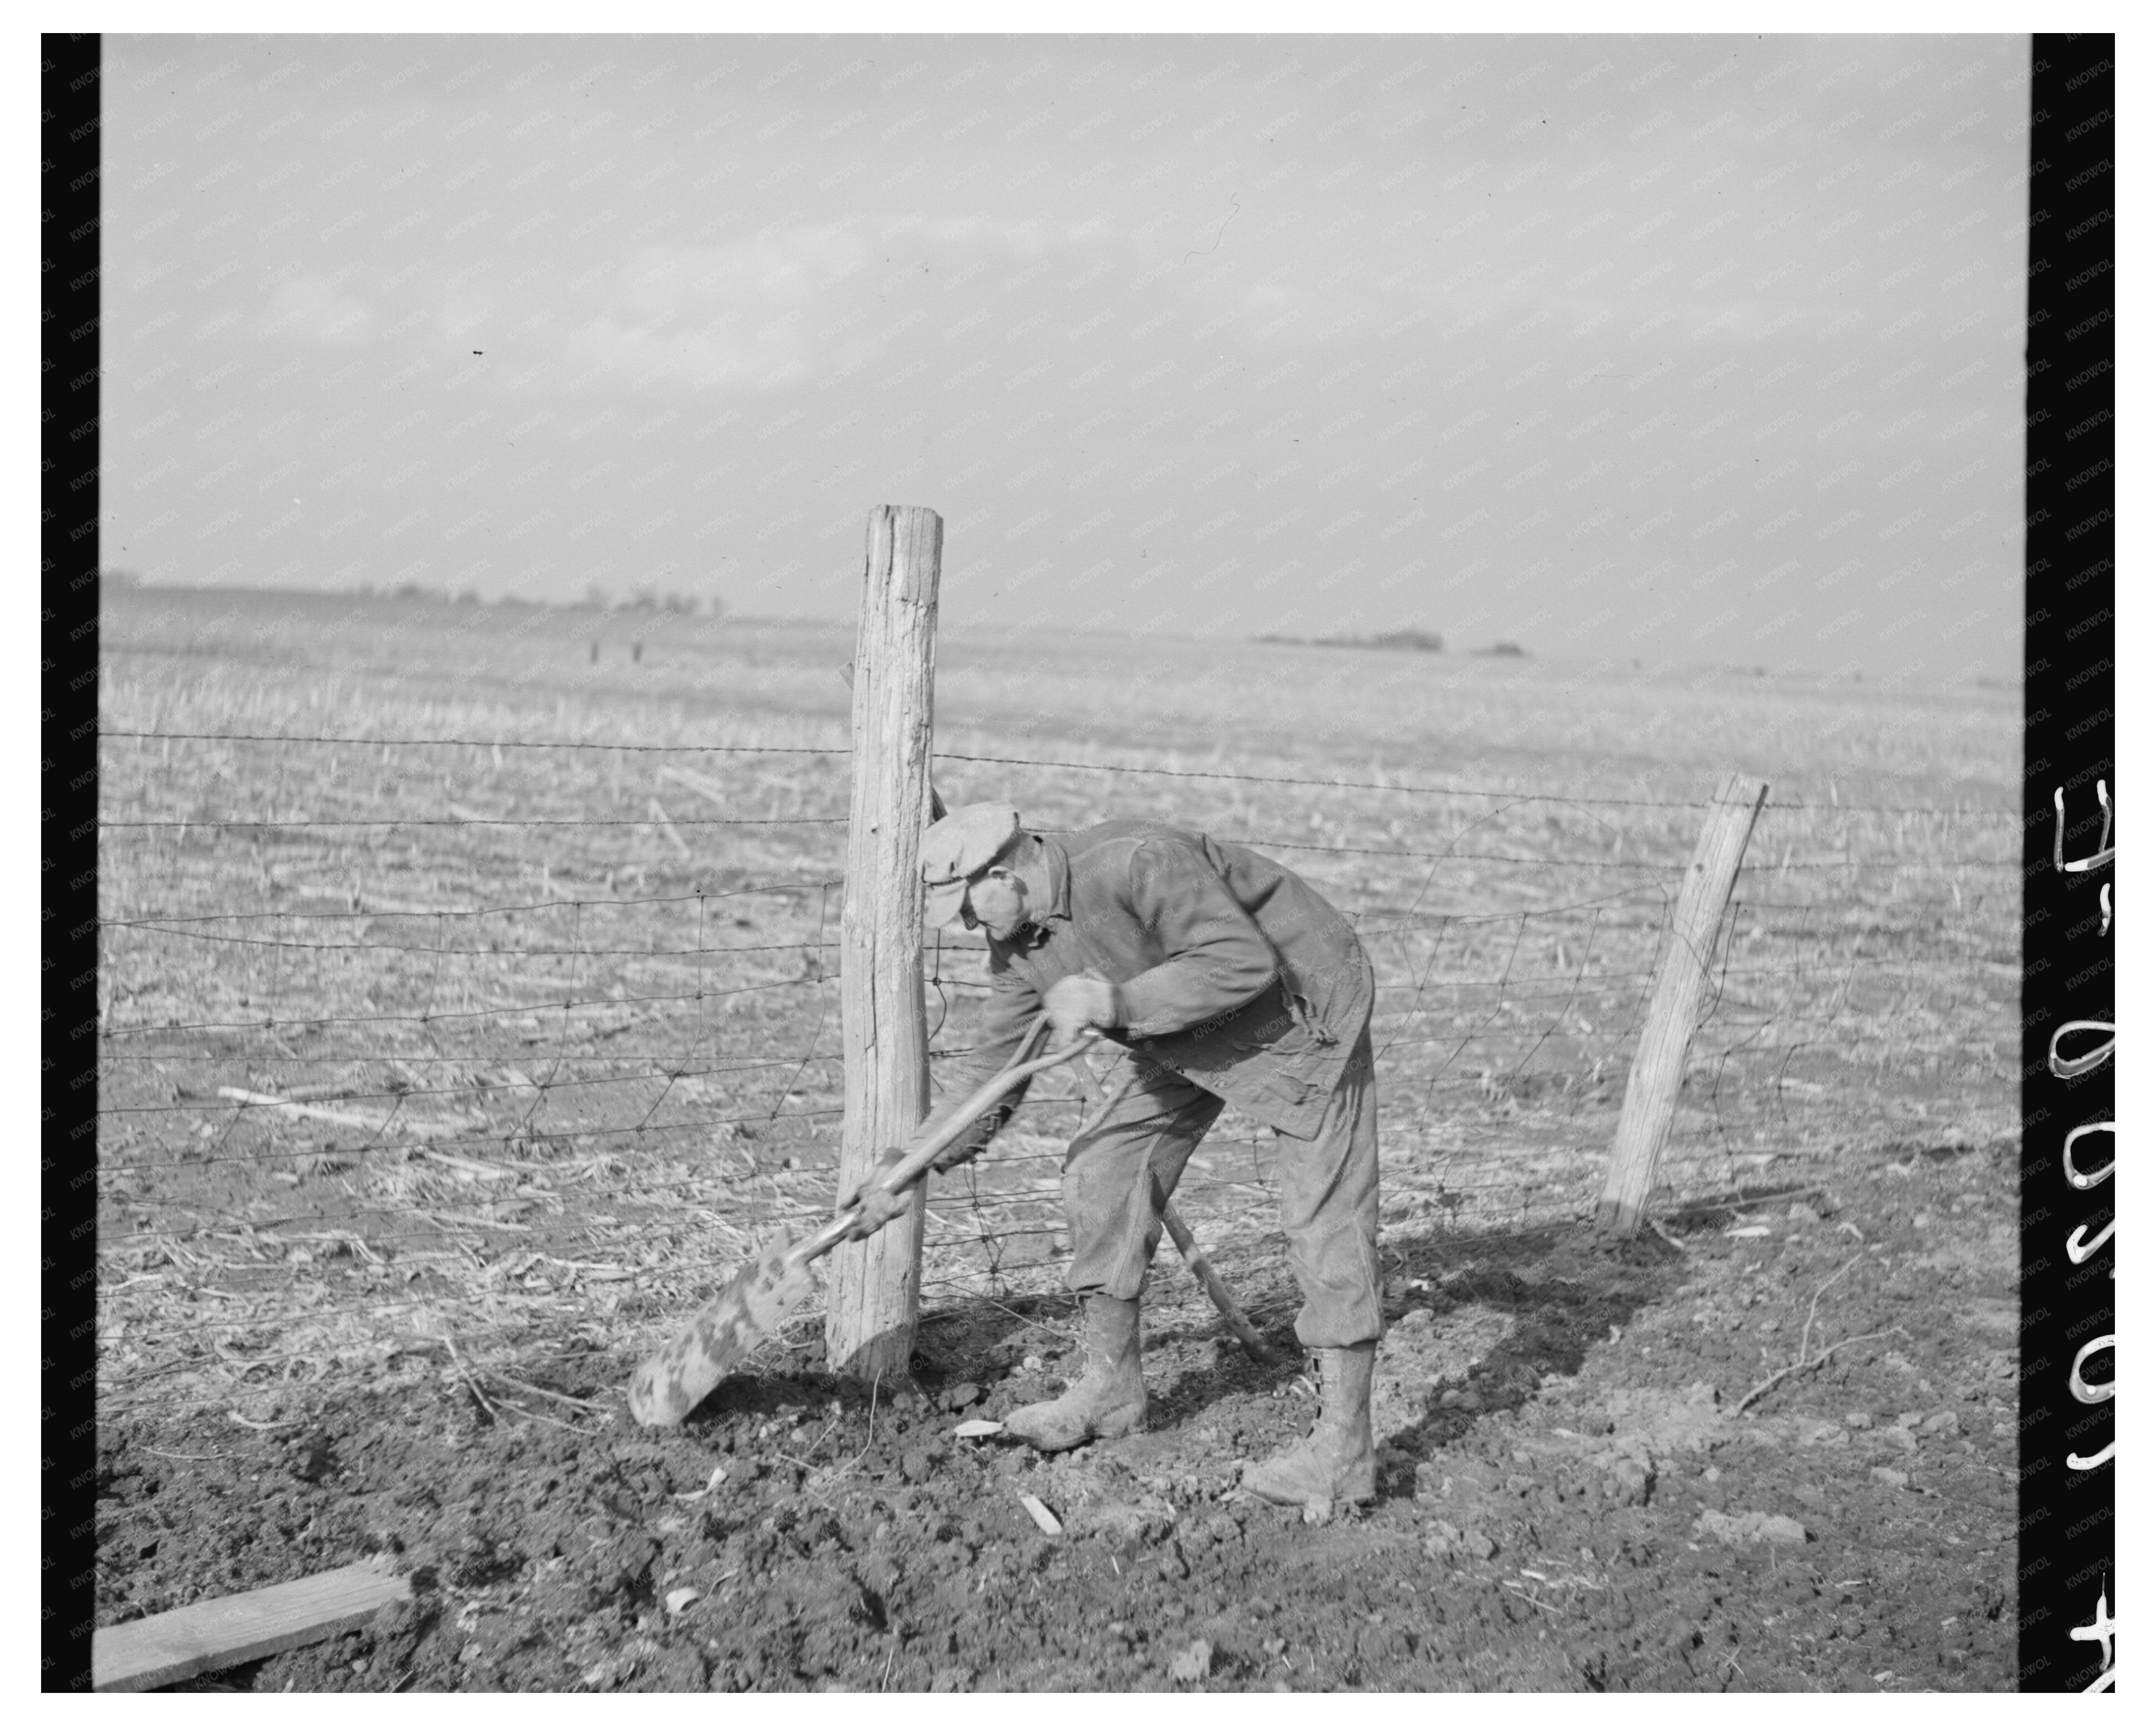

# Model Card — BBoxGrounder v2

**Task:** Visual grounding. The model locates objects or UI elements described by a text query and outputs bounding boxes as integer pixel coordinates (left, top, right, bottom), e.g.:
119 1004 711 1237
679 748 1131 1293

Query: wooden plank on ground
92 1558 410 1693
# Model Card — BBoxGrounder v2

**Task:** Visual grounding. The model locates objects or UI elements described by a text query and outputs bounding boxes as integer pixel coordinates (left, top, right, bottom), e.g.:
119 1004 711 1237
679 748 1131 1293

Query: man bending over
846 803 1383 1511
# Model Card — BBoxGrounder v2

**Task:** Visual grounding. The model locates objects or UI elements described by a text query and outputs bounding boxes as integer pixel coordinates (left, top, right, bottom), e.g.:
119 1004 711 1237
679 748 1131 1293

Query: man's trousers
1059 1027 1382 1348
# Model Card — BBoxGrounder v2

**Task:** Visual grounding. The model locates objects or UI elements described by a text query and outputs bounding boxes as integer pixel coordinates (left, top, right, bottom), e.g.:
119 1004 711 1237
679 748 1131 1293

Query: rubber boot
1002 1294 1147 1452
1243 1342 1378 1508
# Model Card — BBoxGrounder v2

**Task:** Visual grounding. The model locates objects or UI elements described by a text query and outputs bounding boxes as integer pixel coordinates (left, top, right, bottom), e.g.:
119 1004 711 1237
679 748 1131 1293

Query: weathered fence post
826 505 944 1384
1595 772 1770 1236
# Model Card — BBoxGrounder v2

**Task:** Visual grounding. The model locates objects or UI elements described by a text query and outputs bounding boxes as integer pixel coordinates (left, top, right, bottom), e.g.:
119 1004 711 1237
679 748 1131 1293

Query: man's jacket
928 820 1374 1160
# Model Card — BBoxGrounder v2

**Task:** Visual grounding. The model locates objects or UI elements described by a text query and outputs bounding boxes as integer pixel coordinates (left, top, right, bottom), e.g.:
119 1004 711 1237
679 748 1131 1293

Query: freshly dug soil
94 1134 2017 1692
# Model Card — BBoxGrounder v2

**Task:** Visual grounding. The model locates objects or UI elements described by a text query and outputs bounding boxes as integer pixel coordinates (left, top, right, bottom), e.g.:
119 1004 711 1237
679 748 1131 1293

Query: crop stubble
90 588 2018 1689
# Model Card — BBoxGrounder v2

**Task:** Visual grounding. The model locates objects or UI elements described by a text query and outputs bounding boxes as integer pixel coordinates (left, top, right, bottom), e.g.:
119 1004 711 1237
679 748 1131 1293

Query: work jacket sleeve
1111 838 1281 1039
919 949 1042 1170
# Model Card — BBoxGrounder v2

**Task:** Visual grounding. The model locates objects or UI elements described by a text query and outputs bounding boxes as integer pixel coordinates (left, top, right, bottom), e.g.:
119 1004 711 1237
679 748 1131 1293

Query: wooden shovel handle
845 1016 1072 1208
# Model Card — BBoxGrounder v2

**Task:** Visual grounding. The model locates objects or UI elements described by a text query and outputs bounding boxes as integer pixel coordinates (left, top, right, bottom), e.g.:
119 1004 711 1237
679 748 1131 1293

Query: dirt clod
289 1433 334 1483
1694 1509 1808 1547
1169 1638 1214 1683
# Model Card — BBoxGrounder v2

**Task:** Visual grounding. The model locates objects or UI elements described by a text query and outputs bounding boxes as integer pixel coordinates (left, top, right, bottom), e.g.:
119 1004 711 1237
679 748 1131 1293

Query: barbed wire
940 749 1716 809
96 951 1956 1037
97 1048 849 1069
96 1055 841 1114
104 815 849 830
101 727 2014 817
102 729 846 757
109 1001 1777 1129
109 725 1706 807
99 976 830 1038
102 881 843 927
98 1172 1131 1253
112 927 843 957
91 718 2014 1423
98 1105 847 1173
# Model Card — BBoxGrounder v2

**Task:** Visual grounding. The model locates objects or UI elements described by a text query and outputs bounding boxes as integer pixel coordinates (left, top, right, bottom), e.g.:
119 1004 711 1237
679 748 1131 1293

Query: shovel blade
627 1239 819 1427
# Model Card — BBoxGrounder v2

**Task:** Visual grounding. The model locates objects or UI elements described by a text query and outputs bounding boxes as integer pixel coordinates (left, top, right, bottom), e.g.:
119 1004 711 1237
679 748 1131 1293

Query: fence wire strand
91 721 2016 1421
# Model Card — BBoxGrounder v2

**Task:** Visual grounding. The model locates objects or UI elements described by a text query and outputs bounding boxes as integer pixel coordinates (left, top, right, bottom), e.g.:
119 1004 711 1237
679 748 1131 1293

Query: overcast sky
101 33 2030 679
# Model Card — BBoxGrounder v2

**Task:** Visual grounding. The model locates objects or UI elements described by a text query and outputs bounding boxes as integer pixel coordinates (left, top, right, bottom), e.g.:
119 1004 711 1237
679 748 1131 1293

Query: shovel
628 1021 1089 1427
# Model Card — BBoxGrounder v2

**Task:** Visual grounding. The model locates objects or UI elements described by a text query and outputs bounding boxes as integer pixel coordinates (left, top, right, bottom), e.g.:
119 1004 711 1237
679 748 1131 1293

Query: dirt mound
1371 1301 1514 1442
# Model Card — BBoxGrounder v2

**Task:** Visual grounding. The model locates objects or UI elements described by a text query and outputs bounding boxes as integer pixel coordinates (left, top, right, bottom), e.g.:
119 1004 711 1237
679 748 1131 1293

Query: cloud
552 217 1124 394
261 276 373 344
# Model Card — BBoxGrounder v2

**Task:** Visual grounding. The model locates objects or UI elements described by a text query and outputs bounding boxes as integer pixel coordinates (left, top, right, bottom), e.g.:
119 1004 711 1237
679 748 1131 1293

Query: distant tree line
336 581 722 617
582 583 714 616
99 568 730 617
1256 627 1446 653
1253 628 1530 658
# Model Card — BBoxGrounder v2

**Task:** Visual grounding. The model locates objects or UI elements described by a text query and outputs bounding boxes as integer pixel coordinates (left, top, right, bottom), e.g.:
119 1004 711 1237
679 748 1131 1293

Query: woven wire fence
92 722 2019 1422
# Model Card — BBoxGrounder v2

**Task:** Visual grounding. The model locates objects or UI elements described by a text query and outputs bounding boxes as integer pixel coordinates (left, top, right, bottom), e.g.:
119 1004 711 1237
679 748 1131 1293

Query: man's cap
920 802 1021 927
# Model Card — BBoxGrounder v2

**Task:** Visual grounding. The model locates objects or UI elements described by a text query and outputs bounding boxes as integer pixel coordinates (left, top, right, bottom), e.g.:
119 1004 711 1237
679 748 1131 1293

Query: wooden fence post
826 505 944 1383
1595 772 1770 1236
